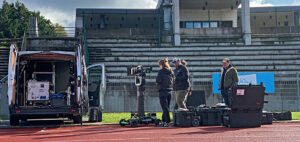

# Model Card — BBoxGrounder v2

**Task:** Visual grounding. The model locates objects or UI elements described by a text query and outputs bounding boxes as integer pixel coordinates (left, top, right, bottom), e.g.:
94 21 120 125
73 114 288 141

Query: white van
7 43 89 125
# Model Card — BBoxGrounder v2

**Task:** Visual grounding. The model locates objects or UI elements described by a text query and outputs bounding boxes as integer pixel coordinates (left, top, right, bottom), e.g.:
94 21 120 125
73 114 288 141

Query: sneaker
159 122 166 127
163 123 170 128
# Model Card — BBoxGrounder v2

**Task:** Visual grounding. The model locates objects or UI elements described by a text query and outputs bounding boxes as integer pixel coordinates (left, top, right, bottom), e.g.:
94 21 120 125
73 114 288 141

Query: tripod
119 67 161 127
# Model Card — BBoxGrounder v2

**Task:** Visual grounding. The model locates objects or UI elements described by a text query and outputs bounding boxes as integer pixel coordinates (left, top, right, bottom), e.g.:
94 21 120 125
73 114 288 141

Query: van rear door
8 44 18 106
76 45 82 104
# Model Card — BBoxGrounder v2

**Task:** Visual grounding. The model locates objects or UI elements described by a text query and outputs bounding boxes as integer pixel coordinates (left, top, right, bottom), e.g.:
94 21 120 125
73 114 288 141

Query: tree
54 23 67 37
0 0 66 38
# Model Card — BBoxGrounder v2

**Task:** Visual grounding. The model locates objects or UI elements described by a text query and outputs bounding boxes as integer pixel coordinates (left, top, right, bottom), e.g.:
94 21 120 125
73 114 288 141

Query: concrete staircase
181 35 244 46
87 36 300 112
0 48 9 80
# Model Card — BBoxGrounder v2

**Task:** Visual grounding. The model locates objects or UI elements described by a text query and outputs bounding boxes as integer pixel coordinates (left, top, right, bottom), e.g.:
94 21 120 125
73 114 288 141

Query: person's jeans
221 89 231 107
159 90 171 123
174 90 189 109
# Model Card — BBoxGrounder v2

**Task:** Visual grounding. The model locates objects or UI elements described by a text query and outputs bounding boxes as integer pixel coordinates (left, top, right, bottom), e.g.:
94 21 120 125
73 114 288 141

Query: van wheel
97 110 102 122
10 115 19 126
73 116 82 124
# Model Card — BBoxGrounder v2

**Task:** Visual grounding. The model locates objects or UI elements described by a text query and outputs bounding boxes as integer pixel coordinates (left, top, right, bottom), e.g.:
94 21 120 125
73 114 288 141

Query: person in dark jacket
156 58 174 127
172 58 191 111
218 58 239 106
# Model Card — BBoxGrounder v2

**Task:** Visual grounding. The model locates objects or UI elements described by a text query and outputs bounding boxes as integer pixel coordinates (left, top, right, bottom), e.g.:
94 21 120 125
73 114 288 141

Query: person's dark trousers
221 89 231 107
159 90 171 123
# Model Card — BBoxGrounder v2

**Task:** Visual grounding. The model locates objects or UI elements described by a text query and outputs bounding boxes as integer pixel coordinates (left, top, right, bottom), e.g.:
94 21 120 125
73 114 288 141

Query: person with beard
218 58 239 107
156 58 175 127
172 58 191 111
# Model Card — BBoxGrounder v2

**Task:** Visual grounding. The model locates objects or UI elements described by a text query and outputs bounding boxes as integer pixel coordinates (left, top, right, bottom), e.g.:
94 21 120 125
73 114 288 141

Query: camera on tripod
127 65 152 76
120 65 161 127
127 65 152 87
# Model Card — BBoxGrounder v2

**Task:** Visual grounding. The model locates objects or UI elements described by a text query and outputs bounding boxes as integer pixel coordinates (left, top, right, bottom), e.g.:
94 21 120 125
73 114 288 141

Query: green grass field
0 46 8 48
292 112 300 120
0 115 8 121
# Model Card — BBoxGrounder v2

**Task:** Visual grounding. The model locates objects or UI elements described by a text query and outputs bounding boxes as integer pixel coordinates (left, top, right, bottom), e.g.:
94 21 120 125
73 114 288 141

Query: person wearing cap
172 58 191 110
218 58 239 106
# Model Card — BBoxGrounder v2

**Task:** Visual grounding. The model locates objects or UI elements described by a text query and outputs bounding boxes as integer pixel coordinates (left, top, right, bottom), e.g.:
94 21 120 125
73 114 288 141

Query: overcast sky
1 0 300 27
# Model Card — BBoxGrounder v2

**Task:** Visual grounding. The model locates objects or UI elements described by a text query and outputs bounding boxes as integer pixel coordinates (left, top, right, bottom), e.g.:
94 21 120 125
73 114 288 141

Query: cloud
250 0 273 7
293 0 300 5
32 6 74 27
2 0 158 27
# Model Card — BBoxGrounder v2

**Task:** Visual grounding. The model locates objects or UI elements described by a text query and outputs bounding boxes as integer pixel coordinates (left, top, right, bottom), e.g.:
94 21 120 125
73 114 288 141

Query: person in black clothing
173 59 190 110
156 58 174 127
172 58 191 111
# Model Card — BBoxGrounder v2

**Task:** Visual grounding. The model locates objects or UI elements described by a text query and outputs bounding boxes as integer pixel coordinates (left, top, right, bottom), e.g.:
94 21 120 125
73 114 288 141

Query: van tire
73 116 82 124
10 115 19 126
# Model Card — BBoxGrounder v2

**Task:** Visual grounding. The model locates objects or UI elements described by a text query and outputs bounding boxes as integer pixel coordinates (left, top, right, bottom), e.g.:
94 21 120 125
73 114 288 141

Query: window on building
254 16 256 20
221 21 232 27
238 16 240 20
181 21 232 28
121 17 125 21
202 22 209 28
278 22 280 26
135 24 139 28
91 17 93 21
106 17 109 21
186 22 194 28
153 17 157 21
269 16 272 19
284 21 289 26
180 22 186 28
151 24 154 28
194 22 201 28
120 24 123 28
286 15 289 19
263 22 266 26
137 17 141 21
210 22 218 28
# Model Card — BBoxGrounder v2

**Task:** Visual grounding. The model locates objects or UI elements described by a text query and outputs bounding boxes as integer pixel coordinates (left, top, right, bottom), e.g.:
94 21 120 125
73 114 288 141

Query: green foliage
0 0 65 38
0 115 8 121
54 23 67 37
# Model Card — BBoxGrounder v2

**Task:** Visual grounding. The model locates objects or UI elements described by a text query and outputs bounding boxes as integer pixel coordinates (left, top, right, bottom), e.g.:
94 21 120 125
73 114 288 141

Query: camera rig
120 65 161 127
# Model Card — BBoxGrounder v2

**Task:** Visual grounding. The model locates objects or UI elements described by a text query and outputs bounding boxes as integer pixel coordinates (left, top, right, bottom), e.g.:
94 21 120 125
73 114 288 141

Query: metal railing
0 75 8 84
27 27 76 38
82 12 90 66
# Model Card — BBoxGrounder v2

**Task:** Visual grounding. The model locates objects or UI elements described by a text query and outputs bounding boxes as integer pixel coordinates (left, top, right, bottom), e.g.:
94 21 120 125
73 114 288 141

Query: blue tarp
213 72 275 94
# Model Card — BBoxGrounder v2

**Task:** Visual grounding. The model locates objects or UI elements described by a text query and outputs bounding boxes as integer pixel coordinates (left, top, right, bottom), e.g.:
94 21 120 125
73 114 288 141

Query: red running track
1 123 300 142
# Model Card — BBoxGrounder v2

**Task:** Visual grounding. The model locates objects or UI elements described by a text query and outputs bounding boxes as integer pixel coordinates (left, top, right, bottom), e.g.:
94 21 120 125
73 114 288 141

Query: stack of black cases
222 85 266 128
196 107 223 126
173 106 226 127
173 110 198 127
173 91 206 127
262 111 273 125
